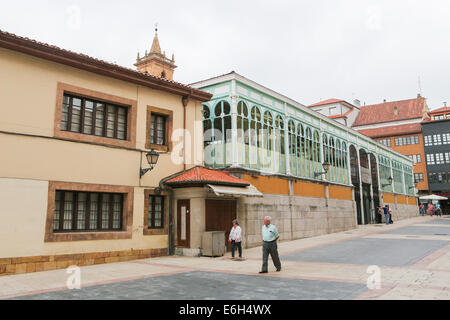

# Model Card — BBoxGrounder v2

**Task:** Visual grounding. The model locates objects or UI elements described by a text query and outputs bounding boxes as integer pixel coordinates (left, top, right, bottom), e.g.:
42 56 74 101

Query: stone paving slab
423 218 450 225
383 226 450 236
282 238 449 267
9 271 368 300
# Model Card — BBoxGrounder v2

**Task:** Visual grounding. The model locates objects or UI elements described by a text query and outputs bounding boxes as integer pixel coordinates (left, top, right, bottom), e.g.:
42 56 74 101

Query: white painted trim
190 72 412 163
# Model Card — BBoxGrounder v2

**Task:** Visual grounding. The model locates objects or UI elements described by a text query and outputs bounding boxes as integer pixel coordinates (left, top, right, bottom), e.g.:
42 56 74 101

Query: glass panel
83 100 94 135
61 95 70 130
95 103 105 136
89 193 99 230
156 116 165 145
77 193 87 230
112 194 122 229
117 107 127 140
63 192 73 230
53 191 62 231
70 98 82 133
101 194 110 229
106 105 116 138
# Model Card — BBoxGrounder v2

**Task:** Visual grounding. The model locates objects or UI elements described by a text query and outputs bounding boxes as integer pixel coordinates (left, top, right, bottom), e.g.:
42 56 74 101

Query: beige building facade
0 30 211 275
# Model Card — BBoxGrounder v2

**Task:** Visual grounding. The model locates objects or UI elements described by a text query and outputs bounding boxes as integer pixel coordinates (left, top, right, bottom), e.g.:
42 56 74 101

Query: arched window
202 104 213 167
313 130 321 178
297 124 305 177
250 106 262 169
342 142 348 184
336 139 342 183
212 100 231 168
288 120 297 176
329 137 336 182
275 115 286 174
322 134 329 180
263 111 273 171
305 127 312 178
237 101 249 167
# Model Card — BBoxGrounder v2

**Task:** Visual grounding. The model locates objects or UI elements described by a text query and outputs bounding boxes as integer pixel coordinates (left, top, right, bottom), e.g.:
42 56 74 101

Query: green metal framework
198 76 416 196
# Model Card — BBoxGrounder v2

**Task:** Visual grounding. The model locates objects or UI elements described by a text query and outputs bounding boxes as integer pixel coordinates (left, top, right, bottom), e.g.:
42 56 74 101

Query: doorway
205 199 237 252
177 199 190 248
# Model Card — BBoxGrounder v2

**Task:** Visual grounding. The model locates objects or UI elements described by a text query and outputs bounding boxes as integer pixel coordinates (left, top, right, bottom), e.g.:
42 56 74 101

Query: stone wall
384 203 420 222
237 194 357 249
0 248 167 277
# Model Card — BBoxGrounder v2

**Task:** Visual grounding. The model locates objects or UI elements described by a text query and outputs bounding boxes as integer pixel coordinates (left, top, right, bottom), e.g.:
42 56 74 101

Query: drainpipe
182 92 192 171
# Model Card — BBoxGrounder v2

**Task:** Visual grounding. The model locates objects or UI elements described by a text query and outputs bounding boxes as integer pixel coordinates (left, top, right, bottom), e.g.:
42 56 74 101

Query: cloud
0 0 448 109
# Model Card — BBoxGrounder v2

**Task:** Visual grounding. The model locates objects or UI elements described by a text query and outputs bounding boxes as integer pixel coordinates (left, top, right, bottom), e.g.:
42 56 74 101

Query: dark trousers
261 240 281 272
231 240 242 258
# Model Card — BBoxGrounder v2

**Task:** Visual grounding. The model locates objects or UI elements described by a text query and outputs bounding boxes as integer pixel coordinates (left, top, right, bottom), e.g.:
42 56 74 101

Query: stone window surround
45 181 134 242
54 82 137 149
145 105 173 152
143 189 169 236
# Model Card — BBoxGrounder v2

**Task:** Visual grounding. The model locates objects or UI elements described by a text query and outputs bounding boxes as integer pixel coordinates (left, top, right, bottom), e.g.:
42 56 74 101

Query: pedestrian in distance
388 205 393 224
259 216 282 274
228 219 242 260
419 203 425 216
383 205 390 225
436 203 442 216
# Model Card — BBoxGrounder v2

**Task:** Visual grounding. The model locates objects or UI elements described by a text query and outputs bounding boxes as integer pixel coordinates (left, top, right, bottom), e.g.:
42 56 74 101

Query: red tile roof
165 167 250 186
352 97 426 127
308 99 345 108
429 106 450 114
357 123 422 139
0 29 212 102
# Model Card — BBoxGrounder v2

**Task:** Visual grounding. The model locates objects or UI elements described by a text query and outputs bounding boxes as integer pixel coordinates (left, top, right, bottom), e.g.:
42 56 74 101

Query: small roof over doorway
164 166 263 197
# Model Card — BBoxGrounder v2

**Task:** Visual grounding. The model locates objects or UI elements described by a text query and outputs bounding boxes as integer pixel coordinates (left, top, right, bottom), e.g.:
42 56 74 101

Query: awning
207 184 263 198
419 194 448 200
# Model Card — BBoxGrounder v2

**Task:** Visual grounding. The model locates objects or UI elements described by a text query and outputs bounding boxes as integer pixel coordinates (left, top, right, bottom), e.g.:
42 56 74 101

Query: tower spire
135 23 177 80
150 24 162 55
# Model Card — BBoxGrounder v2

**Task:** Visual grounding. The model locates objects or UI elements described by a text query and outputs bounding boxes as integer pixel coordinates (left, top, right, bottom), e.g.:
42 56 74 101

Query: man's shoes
276 268 281 272
259 271 268 274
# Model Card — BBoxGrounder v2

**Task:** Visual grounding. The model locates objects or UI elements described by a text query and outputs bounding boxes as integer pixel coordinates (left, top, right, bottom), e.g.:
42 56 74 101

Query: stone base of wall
239 194 357 249
0 248 167 277
385 203 419 222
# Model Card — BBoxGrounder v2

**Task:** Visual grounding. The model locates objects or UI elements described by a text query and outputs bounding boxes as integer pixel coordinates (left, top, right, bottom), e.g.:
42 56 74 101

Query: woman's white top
229 226 242 242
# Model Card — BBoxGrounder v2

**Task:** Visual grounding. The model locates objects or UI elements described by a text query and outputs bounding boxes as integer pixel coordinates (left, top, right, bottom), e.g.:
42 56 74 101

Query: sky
1 0 449 110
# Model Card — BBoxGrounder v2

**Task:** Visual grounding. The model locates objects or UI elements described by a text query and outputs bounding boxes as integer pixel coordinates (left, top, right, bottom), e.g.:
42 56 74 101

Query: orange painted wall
386 133 428 191
293 181 325 198
242 174 289 195
396 195 407 205
329 185 353 200
383 193 395 204
408 196 417 205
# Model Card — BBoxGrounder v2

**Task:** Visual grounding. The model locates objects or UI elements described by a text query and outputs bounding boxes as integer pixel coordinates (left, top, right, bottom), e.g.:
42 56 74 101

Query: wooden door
177 199 190 248
205 199 237 252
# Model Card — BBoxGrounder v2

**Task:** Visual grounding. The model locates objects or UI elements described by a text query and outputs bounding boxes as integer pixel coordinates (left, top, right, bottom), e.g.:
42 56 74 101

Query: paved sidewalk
1 216 449 300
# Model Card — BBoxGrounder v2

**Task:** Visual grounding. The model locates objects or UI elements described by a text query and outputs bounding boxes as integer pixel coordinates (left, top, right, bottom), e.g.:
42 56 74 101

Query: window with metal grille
147 195 164 229
414 173 424 182
424 135 433 146
150 114 167 146
53 191 123 232
61 94 128 140
433 135 442 146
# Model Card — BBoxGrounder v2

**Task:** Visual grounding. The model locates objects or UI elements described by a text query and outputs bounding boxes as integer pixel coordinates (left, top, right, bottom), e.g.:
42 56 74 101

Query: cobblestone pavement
1 216 449 300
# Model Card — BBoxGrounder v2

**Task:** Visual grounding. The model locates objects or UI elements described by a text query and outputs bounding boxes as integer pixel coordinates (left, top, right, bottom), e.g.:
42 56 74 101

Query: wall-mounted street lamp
140 150 160 178
408 182 418 190
314 161 330 178
382 176 393 188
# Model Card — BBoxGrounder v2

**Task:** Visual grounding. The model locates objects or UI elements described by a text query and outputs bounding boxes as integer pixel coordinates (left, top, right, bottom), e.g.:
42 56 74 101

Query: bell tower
135 25 177 80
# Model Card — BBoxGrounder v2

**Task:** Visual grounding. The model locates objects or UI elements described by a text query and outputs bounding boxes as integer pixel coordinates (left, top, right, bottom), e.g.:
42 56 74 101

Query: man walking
259 216 282 274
